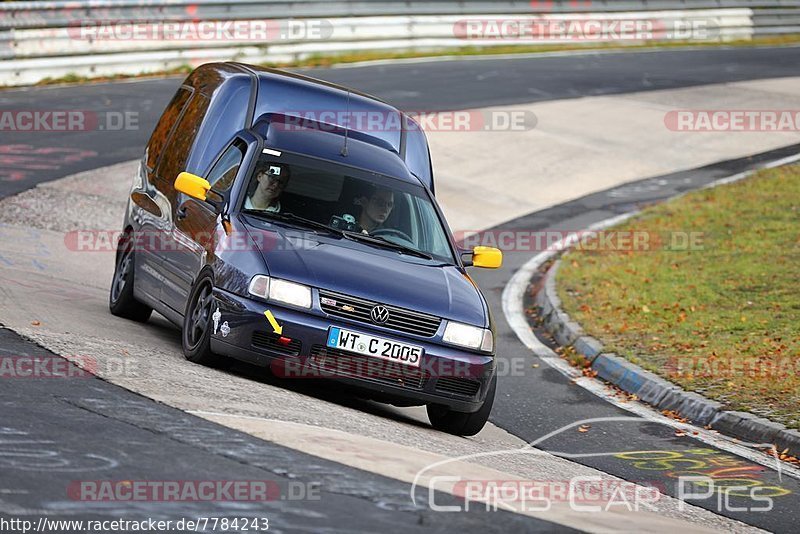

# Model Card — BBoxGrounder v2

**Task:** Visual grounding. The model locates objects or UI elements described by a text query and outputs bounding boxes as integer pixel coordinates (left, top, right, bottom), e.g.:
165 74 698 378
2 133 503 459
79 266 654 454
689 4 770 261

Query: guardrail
1 1 798 86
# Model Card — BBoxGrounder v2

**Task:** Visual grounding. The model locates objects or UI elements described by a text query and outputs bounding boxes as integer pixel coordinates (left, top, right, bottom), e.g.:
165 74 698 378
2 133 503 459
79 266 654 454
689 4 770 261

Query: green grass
557 164 800 429
7 33 800 90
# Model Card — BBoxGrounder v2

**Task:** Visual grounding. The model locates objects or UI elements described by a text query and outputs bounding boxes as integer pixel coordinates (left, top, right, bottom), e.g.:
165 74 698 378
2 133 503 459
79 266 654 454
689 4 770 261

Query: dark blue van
109 62 503 435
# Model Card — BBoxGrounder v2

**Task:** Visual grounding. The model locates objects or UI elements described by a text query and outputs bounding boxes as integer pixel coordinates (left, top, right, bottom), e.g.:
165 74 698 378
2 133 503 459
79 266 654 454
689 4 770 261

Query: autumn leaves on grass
557 164 800 431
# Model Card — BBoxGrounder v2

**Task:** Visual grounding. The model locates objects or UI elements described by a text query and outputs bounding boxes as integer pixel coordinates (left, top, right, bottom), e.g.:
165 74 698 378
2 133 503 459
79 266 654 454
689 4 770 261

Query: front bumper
210 288 495 412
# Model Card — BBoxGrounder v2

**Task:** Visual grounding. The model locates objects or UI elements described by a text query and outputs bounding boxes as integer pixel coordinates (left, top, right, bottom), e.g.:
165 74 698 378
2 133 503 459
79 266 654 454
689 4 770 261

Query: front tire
182 273 226 367
427 373 497 436
109 233 153 322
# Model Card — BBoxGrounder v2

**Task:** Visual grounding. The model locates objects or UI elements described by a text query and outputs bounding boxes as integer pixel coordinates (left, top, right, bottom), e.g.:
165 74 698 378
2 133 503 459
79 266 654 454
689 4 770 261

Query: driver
355 186 394 234
245 164 290 212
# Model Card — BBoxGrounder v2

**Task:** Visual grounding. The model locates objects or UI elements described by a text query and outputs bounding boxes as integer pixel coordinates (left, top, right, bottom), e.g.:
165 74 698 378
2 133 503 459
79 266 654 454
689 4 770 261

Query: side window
206 141 245 192
145 87 191 172
403 120 433 190
156 92 211 184
190 80 250 174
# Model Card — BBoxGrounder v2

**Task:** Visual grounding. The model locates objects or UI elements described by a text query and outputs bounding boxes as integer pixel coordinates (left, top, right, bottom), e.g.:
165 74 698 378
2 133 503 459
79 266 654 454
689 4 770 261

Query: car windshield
240 154 455 263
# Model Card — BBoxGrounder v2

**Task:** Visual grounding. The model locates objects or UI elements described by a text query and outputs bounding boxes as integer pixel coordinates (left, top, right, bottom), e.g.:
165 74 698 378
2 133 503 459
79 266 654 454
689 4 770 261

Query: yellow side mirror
174 172 211 201
472 246 503 269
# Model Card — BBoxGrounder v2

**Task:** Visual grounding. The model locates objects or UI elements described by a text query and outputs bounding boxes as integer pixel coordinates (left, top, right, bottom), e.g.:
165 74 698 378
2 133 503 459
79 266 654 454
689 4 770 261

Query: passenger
245 164 290 212
356 186 395 234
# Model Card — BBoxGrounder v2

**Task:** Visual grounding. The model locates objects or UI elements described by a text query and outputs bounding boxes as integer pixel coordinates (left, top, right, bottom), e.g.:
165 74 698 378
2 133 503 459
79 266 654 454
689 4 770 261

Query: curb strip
535 259 800 457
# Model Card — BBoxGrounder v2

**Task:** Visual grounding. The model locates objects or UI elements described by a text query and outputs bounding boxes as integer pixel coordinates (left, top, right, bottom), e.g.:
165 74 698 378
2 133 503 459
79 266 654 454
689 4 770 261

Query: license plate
326 327 423 367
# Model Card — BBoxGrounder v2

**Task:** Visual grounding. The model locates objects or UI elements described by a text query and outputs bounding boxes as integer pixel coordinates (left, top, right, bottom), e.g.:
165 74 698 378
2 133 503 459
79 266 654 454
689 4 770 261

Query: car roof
226 62 434 191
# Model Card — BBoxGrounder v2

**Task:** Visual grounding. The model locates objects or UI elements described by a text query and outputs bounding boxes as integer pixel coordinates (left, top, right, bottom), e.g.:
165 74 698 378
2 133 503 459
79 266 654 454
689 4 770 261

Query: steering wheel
371 227 414 245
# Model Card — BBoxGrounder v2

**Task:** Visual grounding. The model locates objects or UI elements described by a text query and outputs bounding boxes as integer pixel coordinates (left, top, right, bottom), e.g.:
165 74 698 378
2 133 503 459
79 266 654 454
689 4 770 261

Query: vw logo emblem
370 305 390 325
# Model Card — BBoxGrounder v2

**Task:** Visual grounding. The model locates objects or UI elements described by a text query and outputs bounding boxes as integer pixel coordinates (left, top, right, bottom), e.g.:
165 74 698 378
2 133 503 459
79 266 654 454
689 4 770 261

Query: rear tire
427 373 497 436
182 273 227 367
109 232 153 322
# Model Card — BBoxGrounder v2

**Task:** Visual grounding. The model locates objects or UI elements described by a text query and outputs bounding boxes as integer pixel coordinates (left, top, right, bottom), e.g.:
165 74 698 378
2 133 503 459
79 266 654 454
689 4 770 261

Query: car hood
244 222 487 326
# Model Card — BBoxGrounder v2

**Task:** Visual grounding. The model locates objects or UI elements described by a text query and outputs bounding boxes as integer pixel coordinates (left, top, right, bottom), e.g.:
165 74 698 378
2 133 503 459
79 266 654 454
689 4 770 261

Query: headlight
248 276 312 309
268 278 312 309
443 321 494 352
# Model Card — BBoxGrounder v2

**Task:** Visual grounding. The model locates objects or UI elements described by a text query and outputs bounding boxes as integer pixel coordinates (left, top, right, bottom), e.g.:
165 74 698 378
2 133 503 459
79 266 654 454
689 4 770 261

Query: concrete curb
535 259 800 458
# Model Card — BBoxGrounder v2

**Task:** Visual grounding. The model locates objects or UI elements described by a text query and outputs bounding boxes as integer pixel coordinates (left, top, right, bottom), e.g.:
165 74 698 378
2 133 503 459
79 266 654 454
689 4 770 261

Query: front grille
435 377 481 397
252 331 302 356
309 345 427 389
318 289 442 338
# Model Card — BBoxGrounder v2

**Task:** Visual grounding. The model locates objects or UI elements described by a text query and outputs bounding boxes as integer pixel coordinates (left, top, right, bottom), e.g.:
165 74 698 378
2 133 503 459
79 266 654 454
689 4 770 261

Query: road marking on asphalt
501 154 800 481
189 411 716 533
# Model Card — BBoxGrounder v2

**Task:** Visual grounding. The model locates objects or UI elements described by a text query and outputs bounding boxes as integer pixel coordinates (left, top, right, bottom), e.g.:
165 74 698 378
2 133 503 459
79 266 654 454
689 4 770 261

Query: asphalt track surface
2 45 800 198
0 328 563 533
2 46 800 531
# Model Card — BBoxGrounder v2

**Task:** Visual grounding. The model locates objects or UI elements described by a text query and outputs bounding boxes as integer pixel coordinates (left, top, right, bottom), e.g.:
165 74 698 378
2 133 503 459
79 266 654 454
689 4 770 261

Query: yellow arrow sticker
264 310 283 335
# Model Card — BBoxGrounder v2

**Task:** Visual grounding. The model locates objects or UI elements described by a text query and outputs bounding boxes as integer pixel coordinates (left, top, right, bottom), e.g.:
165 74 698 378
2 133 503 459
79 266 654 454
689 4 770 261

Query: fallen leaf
31 321 41 326
578 425 591 433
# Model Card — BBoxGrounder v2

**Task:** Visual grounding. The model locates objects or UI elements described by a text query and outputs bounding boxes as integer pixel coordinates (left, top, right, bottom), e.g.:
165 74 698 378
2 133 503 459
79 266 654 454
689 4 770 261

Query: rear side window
156 92 211 183
145 87 191 172
403 119 433 190
189 78 251 175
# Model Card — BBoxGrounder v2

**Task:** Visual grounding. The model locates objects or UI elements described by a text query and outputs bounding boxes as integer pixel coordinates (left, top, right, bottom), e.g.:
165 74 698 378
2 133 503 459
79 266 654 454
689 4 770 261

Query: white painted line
500 156 800 480
191 410 721 532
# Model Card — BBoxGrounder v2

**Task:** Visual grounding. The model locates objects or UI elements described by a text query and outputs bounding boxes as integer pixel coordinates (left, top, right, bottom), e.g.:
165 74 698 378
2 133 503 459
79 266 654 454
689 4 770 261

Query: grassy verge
557 164 800 429
13 33 800 89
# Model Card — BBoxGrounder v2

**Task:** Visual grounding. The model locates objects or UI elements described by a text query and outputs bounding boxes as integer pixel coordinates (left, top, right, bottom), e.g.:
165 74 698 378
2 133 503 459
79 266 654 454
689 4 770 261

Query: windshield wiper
343 231 433 260
242 210 344 236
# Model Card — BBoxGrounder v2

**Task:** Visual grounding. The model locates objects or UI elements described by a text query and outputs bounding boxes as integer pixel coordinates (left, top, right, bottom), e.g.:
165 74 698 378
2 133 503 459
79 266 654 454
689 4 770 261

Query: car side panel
157 68 254 316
